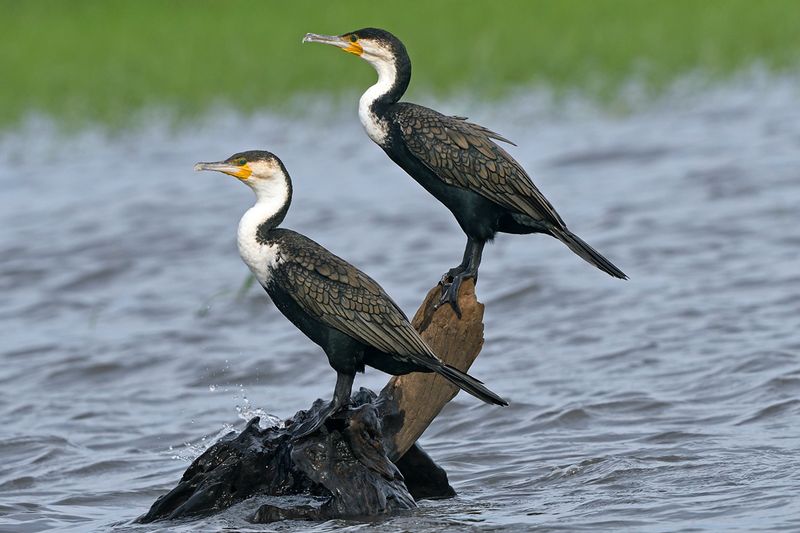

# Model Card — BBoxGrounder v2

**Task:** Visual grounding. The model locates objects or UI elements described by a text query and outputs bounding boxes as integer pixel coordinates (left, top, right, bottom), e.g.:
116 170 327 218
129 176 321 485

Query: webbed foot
436 272 467 319
439 264 466 287
291 399 350 441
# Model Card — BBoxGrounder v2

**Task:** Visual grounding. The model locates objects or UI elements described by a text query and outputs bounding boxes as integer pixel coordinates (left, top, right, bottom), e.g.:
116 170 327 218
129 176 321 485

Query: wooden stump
377 280 485 460
139 280 487 523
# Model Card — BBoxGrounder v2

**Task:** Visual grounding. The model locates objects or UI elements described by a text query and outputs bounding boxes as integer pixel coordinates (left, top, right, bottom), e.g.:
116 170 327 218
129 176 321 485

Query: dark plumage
195 150 507 437
304 28 627 316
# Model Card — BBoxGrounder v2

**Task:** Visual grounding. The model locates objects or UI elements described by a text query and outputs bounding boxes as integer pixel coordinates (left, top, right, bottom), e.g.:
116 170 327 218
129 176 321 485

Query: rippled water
2 78 800 532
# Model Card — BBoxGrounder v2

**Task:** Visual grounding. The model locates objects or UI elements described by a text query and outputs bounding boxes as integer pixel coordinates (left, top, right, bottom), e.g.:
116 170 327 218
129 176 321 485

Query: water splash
235 386 283 429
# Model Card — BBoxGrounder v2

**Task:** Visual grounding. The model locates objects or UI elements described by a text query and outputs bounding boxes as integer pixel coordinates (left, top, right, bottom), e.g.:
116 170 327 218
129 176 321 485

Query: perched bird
195 150 507 436
303 28 627 316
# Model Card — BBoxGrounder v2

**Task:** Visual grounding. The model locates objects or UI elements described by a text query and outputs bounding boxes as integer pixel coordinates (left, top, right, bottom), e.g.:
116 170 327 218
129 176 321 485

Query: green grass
2 0 799 128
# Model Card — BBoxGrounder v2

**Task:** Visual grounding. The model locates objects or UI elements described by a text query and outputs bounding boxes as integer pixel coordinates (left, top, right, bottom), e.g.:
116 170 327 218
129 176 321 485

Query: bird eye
237 158 247 166
349 34 358 43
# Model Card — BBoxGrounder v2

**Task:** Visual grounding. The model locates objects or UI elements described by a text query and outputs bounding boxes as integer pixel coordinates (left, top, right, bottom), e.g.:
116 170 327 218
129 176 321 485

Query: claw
436 275 463 318
440 260 468 286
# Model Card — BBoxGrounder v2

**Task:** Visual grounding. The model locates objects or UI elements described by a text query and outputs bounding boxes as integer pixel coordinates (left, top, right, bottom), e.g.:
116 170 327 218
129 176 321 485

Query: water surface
1 79 799 531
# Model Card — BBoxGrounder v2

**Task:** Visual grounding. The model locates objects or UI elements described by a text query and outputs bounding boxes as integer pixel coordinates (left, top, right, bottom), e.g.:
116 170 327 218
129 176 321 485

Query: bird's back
390 102 567 229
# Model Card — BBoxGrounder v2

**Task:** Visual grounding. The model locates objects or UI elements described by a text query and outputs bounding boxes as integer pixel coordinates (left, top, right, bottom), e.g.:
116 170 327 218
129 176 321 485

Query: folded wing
394 103 567 229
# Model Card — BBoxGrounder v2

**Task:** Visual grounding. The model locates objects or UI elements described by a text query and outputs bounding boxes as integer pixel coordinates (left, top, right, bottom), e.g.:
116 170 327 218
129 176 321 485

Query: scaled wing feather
394 103 566 228
272 234 440 366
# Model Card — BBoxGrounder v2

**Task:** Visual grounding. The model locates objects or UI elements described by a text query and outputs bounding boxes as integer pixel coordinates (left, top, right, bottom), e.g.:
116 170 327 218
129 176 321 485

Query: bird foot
436 274 465 319
439 265 466 286
291 400 350 441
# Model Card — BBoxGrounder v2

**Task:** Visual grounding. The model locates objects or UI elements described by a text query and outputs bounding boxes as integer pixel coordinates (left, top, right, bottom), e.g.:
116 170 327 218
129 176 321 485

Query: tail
435 364 508 406
550 227 628 279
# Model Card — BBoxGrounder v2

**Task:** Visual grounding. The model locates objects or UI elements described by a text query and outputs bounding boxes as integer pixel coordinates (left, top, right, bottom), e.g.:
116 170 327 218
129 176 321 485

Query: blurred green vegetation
1 0 799 128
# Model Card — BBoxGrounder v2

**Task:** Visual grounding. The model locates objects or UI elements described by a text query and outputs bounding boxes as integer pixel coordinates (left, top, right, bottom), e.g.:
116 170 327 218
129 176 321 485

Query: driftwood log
139 280 487 523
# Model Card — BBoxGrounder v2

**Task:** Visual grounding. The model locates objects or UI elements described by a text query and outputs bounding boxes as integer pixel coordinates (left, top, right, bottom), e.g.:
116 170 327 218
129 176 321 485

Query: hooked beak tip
195 162 222 172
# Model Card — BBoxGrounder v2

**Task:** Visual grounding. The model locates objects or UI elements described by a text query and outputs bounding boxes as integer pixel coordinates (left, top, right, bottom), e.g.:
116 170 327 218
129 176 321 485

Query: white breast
237 206 281 286
359 95 389 145
358 57 395 146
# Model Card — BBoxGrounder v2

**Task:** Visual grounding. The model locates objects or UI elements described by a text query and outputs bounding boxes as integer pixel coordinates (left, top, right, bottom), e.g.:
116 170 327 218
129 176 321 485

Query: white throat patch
358 57 395 145
236 177 289 286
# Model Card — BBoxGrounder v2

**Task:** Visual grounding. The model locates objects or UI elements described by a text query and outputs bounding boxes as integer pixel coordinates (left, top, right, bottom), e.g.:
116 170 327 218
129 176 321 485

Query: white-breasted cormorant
195 150 507 436
303 28 627 316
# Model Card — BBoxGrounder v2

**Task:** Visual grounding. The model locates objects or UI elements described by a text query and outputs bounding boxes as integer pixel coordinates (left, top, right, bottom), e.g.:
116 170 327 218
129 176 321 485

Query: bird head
303 28 408 71
195 150 290 199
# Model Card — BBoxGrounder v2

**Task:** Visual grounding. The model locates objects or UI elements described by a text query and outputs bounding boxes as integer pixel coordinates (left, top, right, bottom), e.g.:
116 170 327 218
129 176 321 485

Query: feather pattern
392 103 567 229
267 229 443 367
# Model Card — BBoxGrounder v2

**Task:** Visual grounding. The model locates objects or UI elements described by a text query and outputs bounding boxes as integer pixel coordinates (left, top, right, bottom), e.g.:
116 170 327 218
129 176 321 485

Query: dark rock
139 388 454 524
138 417 315 522
396 443 457 501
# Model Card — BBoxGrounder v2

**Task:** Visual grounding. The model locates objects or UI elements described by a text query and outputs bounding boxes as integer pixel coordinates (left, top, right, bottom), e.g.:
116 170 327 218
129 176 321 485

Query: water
2 77 800 531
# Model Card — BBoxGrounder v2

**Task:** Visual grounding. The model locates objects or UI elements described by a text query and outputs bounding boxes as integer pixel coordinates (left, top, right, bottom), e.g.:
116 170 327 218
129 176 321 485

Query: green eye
349 34 358 43
237 158 247 166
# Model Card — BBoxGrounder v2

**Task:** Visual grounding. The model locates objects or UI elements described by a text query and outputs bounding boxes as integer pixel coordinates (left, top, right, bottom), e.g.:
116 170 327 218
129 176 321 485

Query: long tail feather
435 364 508 406
550 227 628 279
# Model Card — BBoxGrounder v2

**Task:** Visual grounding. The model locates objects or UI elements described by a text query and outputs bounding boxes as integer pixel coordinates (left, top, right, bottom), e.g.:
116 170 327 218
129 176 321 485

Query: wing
271 232 439 365
393 104 566 228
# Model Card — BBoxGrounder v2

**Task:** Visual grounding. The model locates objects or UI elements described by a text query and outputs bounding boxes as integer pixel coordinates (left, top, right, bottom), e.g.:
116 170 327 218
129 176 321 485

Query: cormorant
303 28 627 316
195 150 507 436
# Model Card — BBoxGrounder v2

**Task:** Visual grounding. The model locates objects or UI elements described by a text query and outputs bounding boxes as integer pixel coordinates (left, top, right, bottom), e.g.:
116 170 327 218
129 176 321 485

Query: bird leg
330 371 355 417
439 238 472 285
292 372 355 440
438 239 484 318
